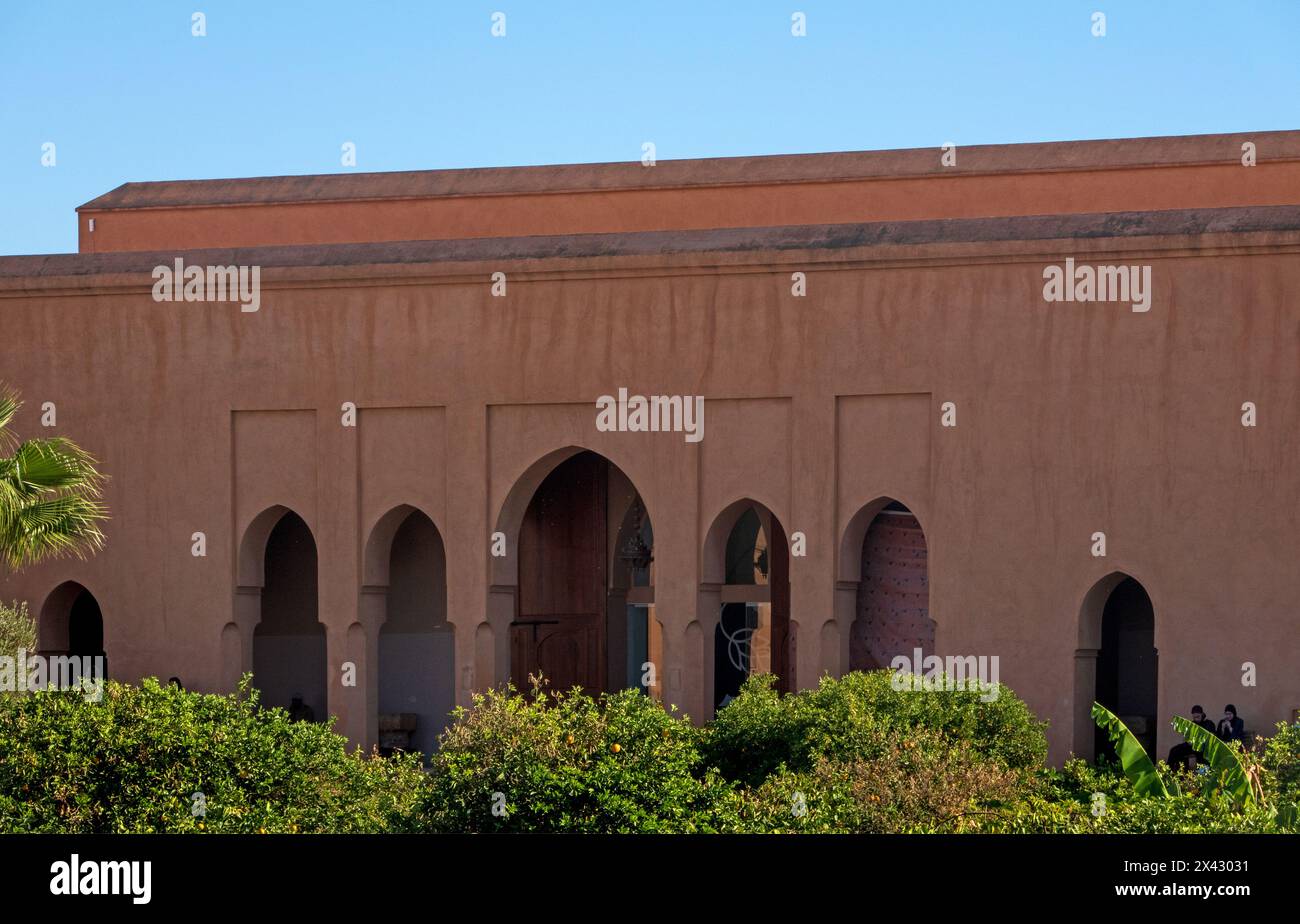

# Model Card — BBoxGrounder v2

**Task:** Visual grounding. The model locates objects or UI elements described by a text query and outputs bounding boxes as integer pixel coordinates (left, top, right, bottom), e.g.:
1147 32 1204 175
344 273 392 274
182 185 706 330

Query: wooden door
769 519 793 693
513 453 608 694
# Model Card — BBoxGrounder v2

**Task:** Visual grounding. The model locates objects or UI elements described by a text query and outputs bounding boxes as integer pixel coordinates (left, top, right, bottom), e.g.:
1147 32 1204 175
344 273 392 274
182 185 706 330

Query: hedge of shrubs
0 677 427 833
1 671 1296 833
418 683 740 832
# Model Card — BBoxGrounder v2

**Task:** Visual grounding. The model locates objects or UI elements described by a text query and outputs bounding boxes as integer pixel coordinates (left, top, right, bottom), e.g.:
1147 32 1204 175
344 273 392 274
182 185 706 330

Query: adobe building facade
2 130 1298 765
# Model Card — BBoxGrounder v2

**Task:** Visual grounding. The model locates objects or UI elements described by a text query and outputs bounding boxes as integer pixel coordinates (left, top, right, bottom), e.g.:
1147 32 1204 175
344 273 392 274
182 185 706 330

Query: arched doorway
711 501 792 710
251 510 326 721
1095 577 1158 758
509 450 655 696
849 500 931 671
38 581 108 678
1075 572 1158 760
376 508 453 755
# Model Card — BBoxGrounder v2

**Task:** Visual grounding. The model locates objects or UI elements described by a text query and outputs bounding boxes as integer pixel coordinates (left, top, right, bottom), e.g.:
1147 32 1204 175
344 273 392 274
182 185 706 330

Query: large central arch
494 448 657 697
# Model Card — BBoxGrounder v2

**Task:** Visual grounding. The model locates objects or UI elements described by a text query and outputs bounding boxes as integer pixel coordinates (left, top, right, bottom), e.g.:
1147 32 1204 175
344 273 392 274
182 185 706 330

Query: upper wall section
74 131 1300 254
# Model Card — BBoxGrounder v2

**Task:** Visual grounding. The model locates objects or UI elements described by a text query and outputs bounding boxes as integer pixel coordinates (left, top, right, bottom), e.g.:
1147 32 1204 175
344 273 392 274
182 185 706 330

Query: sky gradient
2 0 1297 255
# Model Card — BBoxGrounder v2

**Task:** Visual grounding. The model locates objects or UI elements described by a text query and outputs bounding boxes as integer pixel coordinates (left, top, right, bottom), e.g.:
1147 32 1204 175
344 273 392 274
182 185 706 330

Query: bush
0 600 35 661
702 670 1048 787
697 673 817 786
739 728 1023 833
976 759 1291 834
419 682 741 832
0 677 428 833
1262 721 1300 804
2 668 1291 834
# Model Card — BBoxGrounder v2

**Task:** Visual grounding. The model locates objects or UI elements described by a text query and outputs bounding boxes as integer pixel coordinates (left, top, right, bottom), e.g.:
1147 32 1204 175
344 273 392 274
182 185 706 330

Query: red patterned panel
851 511 932 671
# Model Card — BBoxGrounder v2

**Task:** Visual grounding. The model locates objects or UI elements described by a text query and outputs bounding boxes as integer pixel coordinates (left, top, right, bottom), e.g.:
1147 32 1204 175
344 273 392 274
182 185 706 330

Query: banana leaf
1276 802 1298 830
1172 716 1256 808
1091 702 1175 798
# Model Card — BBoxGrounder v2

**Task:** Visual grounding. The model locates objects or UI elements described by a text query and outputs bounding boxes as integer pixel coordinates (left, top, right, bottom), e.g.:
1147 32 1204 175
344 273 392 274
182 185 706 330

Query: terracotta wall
3 135 1299 764
75 131 1300 253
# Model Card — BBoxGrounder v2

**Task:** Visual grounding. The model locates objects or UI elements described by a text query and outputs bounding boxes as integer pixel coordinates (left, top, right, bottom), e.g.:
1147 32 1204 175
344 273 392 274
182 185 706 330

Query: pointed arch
840 497 931 672
38 581 106 670
1074 570 1159 760
234 507 326 721
495 448 656 696
362 504 453 756
703 498 792 709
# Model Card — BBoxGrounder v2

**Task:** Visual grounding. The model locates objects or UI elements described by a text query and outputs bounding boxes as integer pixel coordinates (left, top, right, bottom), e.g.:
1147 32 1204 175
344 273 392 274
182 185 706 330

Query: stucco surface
2 131 1298 763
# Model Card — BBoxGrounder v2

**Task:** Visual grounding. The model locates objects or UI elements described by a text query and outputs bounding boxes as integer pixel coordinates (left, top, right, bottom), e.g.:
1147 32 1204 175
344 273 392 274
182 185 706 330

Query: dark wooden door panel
511 614 605 694
514 452 609 694
769 517 792 692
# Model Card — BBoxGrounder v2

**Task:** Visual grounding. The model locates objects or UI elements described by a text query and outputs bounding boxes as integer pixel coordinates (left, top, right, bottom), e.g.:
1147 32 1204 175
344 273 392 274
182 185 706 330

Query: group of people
1167 704 1246 769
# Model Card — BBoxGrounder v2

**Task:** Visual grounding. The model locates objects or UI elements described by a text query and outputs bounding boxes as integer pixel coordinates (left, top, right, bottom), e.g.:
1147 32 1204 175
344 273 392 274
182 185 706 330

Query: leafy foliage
979 759 1289 834
0 385 108 571
1090 702 1175 797
0 677 427 833
0 600 35 661
419 680 741 832
1261 721 1300 803
1172 715 1257 807
703 670 1047 787
738 729 1022 833
1 670 1295 834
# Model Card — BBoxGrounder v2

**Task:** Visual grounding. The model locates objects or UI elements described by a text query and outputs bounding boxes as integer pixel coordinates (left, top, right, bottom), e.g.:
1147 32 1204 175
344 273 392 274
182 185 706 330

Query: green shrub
0 600 35 661
1262 721 1300 804
976 759 1290 834
2 668 1290 834
419 683 741 832
0 677 428 833
703 670 1048 787
738 728 1023 833
696 673 822 786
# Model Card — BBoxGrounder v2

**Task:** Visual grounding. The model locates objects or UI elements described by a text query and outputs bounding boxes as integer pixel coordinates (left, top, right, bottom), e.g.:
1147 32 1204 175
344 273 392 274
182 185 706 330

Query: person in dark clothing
1167 705 1216 770
1216 704 1246 744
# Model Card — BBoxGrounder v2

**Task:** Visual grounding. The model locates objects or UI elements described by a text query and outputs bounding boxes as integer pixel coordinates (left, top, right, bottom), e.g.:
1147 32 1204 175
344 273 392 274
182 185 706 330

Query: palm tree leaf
0 382 109 571
4 438 105 492
1 494 107 568
0 387 18 444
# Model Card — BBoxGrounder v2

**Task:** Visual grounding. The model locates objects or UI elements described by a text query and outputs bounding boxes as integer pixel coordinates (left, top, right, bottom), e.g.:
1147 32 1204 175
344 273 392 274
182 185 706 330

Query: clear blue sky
2 1 1297 256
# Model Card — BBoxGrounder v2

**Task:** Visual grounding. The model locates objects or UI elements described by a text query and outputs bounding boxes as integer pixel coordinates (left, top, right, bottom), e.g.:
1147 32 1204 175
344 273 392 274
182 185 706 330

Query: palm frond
3 438 106 493
0 387 18 452
0 384 109 571
1 493 107 569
